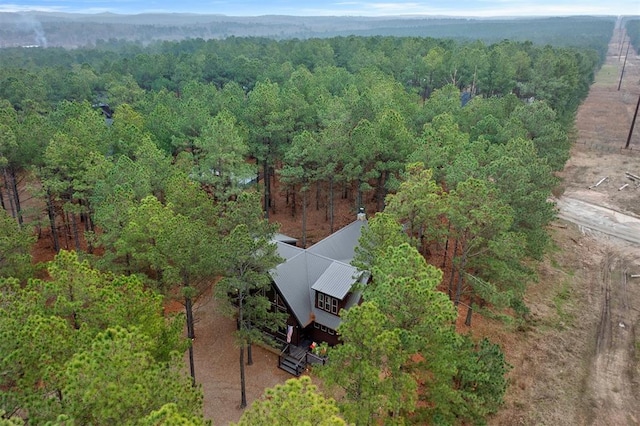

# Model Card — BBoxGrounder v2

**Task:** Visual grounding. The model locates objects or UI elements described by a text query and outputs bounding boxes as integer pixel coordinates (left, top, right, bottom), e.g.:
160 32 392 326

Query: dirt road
556 197 640 245
538 25 640 425
490 23 640 425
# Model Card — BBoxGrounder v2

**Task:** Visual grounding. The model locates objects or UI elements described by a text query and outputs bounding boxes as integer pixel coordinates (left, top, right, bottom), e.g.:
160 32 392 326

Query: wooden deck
278 343 327 376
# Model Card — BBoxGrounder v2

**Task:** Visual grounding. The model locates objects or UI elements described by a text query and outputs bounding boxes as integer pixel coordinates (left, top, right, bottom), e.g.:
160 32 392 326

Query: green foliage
215 192 285 407
322 244 458 424
352 212 410 271
452 336 511 423
62 327 204 425
318 302 418 424
0 209 35 280
193 109 254 199
0 30 603 425
233 376 348 426
215 220 284 337
139 403 210 426
385 163 447 252
41 250 186 359
0 252 191 424
323 242 512 424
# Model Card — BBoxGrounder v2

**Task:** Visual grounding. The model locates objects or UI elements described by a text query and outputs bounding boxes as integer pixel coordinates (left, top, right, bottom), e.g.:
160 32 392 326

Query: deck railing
305 351 327 366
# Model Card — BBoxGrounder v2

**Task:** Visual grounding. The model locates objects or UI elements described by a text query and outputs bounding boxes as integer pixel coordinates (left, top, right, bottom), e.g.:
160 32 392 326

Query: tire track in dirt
579 251 640 425
550 24 640 425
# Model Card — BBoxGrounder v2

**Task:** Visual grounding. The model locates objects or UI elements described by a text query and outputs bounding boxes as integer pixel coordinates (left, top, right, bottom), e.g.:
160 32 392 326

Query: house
267 212 368 350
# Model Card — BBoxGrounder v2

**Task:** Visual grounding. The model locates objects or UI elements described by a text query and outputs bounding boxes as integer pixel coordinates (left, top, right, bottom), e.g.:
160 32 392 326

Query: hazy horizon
1 0 638 17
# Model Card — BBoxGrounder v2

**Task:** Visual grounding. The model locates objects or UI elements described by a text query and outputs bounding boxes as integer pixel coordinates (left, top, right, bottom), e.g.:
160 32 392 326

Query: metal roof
270 218 367 329
311 261 359 299
307 219 367 263
312 308 341 330
275 239 304 261
270 252 311 326
273 233 298 245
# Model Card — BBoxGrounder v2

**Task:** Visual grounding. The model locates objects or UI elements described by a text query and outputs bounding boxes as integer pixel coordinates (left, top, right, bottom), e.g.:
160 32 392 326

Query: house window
317 292 339 315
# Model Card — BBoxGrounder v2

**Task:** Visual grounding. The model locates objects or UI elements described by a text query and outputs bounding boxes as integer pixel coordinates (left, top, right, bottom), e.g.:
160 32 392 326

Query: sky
0 0 638 17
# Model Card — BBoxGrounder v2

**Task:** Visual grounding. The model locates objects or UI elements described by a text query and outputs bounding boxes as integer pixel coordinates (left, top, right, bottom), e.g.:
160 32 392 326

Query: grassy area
552 277 575 329
593 63 621 86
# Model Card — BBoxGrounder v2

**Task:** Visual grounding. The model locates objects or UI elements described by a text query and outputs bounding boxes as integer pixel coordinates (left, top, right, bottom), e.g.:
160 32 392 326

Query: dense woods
1 16 636 424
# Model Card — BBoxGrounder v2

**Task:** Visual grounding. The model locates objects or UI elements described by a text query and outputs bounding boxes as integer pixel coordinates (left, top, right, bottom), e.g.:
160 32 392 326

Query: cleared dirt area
489 26 640 425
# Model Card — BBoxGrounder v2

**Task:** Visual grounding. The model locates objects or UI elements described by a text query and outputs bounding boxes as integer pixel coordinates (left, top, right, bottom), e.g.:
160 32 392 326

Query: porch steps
278 355 306 376
278 344 308 376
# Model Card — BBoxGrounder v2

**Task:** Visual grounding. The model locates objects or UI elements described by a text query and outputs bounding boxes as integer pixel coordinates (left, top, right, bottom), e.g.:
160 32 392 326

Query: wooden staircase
278 344 307 376
278 344 327 376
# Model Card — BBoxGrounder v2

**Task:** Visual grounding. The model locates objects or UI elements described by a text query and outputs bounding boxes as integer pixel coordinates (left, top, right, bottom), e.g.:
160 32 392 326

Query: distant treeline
0 12 620 51
626 18 640 51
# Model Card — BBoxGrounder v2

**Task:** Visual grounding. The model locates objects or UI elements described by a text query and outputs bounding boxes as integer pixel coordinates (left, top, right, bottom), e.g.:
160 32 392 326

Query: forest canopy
0 18 630 424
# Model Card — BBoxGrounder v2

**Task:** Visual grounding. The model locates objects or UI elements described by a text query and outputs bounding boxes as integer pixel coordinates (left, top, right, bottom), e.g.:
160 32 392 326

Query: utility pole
624 94 640 149
618 41 631 91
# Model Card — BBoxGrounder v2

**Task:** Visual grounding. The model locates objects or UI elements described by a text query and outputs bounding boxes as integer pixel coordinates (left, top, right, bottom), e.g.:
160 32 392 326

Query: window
317 292 339 315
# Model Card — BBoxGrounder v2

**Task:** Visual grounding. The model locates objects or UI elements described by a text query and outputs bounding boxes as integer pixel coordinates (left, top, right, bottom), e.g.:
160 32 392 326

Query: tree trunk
70 211 81 251
441 224 451 271
447 238 458 299
3 168 16 219
185 295 196 384
316 181 321 211
329 176 335 234
46 191 60 253
454 254 467 307
464 294 475 326
0 181 5 211
263 157 269 219
239 344 247 408
269 166 276 214
302 189 307 248
238 296 247 408
9 167 22 226
247 340 253 366
291 190 296 218
63 211 71 250
376 171 387 213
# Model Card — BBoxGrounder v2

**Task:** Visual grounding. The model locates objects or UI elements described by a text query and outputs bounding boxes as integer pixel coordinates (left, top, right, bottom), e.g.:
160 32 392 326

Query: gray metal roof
270 218 367 329
270 251 311 326
312 308 341 330
307 219 367 263
273 233 298 245
311 261 359 299
275 239 304 261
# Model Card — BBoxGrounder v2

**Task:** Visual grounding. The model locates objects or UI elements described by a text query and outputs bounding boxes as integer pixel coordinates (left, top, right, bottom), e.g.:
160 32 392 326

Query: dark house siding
312 322 340 346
